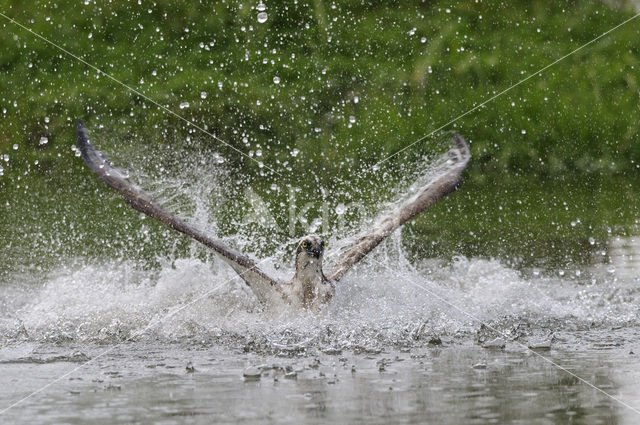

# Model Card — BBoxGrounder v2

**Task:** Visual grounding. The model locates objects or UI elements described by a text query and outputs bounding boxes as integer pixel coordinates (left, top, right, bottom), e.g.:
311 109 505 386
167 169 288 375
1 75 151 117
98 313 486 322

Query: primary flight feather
76 121 470 311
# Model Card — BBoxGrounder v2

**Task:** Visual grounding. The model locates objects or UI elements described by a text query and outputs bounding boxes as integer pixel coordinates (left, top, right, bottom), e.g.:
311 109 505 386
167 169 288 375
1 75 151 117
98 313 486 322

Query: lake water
1 0 639 422
1 236 640 424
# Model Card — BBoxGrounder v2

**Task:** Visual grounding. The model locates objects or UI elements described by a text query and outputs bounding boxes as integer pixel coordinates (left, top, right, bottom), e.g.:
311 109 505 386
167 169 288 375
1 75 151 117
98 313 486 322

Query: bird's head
296 235 325 262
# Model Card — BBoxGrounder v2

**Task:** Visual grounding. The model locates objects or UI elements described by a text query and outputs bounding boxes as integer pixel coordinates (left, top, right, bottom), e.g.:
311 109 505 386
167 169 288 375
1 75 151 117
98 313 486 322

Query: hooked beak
308 247 323 258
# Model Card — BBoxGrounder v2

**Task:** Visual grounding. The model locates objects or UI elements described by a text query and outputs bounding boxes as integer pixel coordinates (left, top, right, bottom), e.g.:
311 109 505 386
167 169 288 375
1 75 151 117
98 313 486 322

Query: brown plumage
76 121 469 310
326 133 470 281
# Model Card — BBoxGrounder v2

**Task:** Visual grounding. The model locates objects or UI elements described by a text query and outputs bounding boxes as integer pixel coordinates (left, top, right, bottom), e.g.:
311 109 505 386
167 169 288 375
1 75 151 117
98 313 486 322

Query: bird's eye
302 241 310 249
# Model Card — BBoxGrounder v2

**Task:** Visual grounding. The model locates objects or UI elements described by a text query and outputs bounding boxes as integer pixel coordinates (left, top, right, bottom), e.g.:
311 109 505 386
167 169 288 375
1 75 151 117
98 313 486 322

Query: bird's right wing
76 121 286 306
327 133 470 282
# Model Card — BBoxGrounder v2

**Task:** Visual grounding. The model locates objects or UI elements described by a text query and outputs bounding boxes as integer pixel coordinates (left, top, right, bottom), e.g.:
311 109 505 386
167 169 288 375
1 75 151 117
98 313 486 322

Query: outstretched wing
76 121 285 305
326 133 471 282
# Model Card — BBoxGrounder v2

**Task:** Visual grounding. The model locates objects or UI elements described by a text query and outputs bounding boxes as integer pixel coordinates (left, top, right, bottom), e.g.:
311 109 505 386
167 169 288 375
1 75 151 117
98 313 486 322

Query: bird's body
76 122 470 311
282 235 335 311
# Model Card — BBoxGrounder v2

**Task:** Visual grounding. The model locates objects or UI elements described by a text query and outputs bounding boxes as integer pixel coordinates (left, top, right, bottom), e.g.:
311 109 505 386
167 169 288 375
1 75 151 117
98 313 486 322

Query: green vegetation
1 0 639 276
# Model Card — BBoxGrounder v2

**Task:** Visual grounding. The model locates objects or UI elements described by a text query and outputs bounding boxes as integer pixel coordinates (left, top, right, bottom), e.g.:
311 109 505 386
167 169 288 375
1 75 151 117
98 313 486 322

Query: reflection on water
1 339 640 424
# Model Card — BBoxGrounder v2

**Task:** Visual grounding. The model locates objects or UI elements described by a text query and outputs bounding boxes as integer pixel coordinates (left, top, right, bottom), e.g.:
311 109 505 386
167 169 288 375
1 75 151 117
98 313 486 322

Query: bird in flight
76 122 470 311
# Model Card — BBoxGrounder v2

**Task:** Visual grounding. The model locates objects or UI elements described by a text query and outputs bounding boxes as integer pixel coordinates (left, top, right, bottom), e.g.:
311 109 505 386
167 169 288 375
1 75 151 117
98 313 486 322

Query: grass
0 0 639 276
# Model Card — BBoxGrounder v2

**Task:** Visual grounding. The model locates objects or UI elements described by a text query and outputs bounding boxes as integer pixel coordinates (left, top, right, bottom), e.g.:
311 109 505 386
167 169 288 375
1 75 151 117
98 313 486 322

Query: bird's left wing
76 121 286 306
326 133 470 282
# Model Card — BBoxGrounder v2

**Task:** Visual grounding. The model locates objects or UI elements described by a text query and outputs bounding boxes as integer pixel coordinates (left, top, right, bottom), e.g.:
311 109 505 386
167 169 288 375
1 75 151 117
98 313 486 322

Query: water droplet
353 96 359 104
39 136 48 146
179 101 190 109
309 217 322 232
291 148 299 157
349 116 356 123
257 2 266 12
0 164 3 176
521 129 526 134
257 12 268 23
273 76 280 84
421 37 427 43
570 221 577 227
588 237 595 245
200 91 208 99
212 153 225 164
88 32 92 39
12 144 18 150
44 116 50 123
335 204 346 215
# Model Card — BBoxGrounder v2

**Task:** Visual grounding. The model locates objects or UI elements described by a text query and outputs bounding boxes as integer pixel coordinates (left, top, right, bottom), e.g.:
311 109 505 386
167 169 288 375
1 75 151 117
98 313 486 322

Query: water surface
2 242 640 424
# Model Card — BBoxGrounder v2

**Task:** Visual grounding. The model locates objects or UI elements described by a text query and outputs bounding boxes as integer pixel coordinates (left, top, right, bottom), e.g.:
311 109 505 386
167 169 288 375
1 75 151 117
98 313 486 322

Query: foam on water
3 240 639 351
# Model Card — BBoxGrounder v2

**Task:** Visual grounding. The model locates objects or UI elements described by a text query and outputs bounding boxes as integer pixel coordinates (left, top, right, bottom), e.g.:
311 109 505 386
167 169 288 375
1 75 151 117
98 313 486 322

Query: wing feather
76 121 285 305
326 133 470 282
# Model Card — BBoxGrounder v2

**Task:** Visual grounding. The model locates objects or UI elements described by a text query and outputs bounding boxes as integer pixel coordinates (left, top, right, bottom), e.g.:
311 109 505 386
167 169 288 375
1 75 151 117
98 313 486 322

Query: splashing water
1 136 639 352
2 136 640 424
3 232 639 352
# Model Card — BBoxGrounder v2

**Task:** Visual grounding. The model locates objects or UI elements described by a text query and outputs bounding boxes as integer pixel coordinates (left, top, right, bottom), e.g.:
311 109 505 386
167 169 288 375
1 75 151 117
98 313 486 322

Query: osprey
76 122 470 311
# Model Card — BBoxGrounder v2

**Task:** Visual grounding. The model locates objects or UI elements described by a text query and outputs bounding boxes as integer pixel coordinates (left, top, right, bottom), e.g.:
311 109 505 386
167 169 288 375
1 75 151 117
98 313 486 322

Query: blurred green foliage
0 0 639 276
